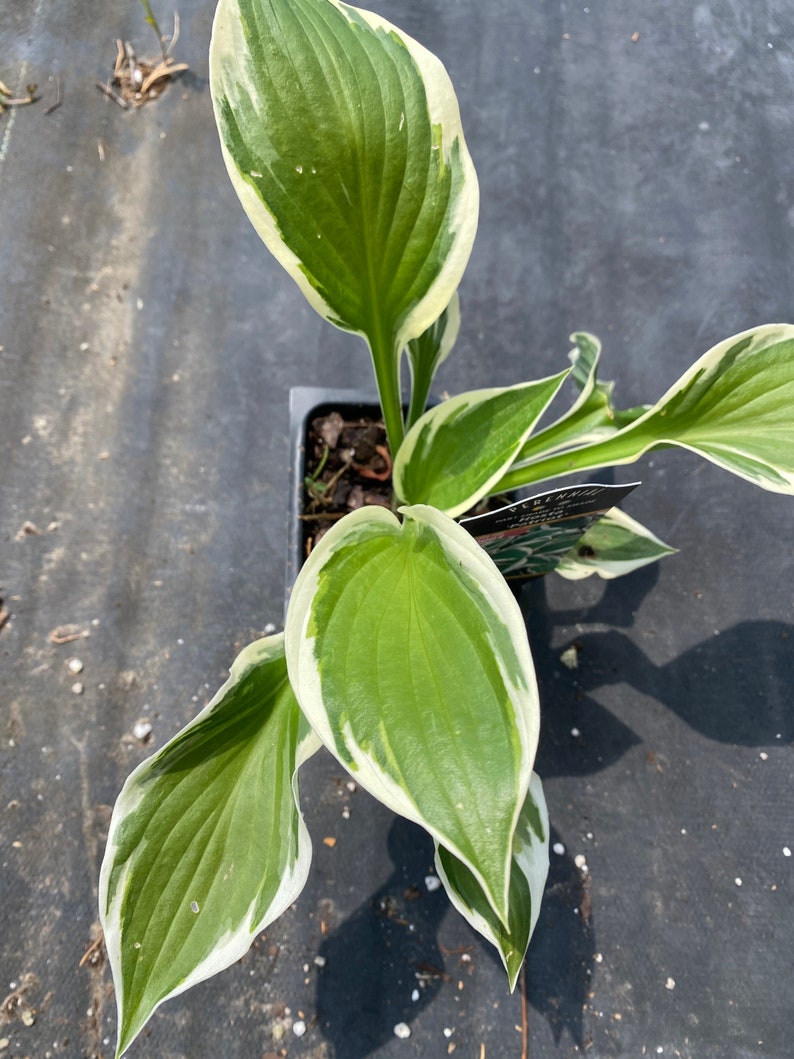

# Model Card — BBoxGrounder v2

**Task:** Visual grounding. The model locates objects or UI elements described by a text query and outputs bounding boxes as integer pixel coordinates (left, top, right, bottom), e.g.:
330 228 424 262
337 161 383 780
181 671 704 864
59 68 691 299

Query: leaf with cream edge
405 291 461 428
99 634 319 1058
393 372 569 517
285 504 540 925
435 772 550 990
513 332 649 466
498 324 794 494
210 0 479 453
556 507 678 580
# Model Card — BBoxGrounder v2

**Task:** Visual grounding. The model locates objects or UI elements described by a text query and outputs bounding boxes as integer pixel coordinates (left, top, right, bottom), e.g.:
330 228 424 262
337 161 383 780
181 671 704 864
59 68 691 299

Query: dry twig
100 10 188 110
0 79 38 113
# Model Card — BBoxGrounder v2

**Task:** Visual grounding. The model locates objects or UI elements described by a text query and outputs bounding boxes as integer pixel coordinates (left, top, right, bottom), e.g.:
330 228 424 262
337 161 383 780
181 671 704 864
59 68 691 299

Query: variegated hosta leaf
513 332 648 465
405 292 461 427
285 504 539 925
435 772 549 990
500 324 794 494
393 373 569 517
99 634 318 1058
210 0 479 451
555 506 678 580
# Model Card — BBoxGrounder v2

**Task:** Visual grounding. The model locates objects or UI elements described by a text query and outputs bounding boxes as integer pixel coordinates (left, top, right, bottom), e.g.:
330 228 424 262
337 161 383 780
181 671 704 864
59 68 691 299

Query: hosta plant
99 0 794 1053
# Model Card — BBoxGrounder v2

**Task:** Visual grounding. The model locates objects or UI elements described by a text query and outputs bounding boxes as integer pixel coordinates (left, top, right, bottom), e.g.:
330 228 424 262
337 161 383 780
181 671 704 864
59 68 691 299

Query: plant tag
460 482 639 579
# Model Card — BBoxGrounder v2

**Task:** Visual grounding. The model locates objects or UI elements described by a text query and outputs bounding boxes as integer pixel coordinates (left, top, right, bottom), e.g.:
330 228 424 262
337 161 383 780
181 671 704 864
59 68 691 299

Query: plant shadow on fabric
311 564 791 1055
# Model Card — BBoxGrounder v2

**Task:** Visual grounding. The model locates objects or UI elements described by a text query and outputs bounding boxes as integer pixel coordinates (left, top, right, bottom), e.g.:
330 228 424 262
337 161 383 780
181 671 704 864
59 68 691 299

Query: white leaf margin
395 374 569 517
210 0 479 349
435 771 550 987
99 635 320 1042
555 507 678 580
285 503 540 921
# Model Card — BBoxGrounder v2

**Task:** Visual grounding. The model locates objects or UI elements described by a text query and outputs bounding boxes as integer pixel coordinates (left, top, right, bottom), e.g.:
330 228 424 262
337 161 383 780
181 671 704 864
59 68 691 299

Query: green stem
496 424 655 492
367 326 405 460
406 368 431 431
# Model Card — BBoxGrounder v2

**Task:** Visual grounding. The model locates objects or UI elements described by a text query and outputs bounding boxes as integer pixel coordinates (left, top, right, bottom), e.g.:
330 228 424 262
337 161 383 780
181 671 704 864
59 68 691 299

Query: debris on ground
97 10 188 110
0 79 38 115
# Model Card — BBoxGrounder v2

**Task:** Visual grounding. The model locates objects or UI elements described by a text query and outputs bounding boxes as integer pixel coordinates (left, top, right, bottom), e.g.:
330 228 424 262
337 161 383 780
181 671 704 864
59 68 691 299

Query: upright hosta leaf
285 504 539 924
435 772 550 989
210 0 478 351
393 373 569 517
405 292 461 427
514 332 648 465
99 634 318 1058
500 324 794 494
555 507 678 580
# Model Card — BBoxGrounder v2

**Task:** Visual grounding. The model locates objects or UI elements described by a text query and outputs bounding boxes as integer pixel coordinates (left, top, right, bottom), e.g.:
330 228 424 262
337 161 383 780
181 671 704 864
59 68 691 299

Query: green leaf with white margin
556 506 678 580
99 634 319 1058
405 292 461 428
435 772 549 989
285 504 540 925
393 373 569 517
498 324 794 494
513 332 649 466
210 0 479 451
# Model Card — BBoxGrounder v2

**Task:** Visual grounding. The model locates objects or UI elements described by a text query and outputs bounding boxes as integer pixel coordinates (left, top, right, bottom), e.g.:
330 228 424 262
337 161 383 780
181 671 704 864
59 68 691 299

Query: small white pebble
570 727 581 738
302 963 310 973
71 682 84 695
345 780 357 793
133 720 152 741
393 1022 411 1039
443 1027 454 1038
734 877 742 887
594 952 603 963
293 1020 306 1038
424 875 442 892
341 806 351 819
760 752 768 761
552 842 565 856
681 828 687 835
665 977 676 990
263 622 276 635
574 854 587 870
783 847 791 858
68 657 84 674
411 988 420 1002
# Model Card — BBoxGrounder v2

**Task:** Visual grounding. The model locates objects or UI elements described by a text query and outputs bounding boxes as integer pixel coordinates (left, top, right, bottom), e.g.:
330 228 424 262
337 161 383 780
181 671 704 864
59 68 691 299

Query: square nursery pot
286 386 385 613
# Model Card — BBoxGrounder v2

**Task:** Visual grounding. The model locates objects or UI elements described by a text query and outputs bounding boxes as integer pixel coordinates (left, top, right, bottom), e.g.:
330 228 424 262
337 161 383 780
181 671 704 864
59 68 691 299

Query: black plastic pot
286 386 382 614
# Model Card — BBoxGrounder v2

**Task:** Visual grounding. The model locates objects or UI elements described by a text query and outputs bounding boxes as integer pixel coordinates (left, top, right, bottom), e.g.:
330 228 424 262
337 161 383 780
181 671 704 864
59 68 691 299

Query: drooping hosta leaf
405 292 461 428
99 634 318 1058
393 373 569 517
210 0 479 451
555 506 677 580
285 504 539 925
513 332 649 465
499 324 794 494
435 772 549 989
